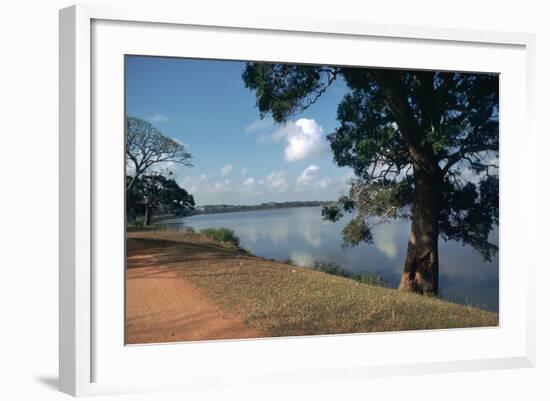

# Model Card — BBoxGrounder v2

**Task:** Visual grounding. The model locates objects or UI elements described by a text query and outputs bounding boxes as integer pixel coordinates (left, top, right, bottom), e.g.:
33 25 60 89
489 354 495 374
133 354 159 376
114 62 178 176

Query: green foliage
321 204 343 222
242 64 337 122
341 217 373 247
312 260 344 275
127 173 195 224
128 218 144 227
200 228 240 247
312 260 388 287
356 272 388 287
125 116 194 224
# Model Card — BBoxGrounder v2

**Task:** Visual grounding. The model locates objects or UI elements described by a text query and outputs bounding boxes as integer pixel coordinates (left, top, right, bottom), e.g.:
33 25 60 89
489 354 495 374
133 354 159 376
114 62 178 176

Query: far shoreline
159 202 329 222
190 200 332 217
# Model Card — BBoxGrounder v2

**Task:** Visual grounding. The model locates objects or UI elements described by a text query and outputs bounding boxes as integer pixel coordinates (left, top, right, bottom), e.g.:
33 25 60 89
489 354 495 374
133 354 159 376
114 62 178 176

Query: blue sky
126 56 354 206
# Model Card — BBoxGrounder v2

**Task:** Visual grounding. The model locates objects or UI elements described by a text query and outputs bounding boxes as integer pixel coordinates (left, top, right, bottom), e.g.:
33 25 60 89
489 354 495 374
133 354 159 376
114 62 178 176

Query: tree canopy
243 64 499 262
127 173 195 226
125 116 194 224
125 116 193 191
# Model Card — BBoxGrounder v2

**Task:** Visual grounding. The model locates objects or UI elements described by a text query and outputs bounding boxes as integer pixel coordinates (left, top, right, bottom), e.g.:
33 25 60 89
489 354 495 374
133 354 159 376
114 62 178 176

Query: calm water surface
163 206 498 312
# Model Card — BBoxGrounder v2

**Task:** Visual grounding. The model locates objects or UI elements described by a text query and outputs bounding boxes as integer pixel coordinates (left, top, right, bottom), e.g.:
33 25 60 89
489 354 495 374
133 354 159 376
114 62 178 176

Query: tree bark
398 166 441 295
126 176 140 224
126 192 135 223
143 203 152 227
372 70 443 295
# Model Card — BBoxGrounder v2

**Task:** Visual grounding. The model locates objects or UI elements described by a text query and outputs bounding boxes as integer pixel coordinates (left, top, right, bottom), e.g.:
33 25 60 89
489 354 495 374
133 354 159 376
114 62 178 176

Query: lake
162 206 498 312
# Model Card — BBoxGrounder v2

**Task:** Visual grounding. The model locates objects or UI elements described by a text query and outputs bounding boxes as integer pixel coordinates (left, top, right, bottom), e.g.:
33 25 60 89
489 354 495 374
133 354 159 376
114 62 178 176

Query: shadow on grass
126 237 246 270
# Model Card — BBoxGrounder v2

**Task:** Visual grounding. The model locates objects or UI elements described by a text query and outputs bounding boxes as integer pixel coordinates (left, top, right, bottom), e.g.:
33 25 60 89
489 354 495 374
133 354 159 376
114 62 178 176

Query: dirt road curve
125 253 260 344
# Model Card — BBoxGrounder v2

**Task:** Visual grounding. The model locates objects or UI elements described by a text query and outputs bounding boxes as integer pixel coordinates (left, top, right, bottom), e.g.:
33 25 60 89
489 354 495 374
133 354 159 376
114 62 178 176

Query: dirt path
125 252 260 344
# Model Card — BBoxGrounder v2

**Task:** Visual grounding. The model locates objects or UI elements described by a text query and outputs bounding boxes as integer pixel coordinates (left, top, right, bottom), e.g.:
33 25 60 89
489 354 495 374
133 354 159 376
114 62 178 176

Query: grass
126 229 498 338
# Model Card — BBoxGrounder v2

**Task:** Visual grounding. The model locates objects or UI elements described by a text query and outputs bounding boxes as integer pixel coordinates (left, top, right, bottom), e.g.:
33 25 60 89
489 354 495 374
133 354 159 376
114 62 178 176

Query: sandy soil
125 252 261 345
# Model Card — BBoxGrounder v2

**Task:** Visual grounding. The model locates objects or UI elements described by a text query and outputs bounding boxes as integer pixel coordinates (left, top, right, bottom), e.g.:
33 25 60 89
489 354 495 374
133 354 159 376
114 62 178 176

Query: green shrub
200 227 240 247
354 272 388 287
313 260 346 276
312 260 387 287
129 218 144 227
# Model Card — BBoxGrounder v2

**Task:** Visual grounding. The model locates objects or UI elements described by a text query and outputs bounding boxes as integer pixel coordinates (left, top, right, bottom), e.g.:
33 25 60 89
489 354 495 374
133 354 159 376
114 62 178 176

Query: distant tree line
193 200 332 216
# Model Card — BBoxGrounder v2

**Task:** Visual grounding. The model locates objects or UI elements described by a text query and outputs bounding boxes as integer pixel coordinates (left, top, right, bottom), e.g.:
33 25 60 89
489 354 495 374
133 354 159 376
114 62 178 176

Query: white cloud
178 163 349 205
179 175 233 199
302 227 322 248
220 164 233 176
268 118 328 162
265 171 288 191
148 113 168 123
296 165 320 186
318 178 331 189
241 167 248 176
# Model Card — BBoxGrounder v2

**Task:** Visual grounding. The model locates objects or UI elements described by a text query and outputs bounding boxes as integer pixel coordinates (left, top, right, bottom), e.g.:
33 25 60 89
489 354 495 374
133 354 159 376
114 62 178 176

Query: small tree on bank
125 116 193 222
127 173 195 226
242 64 499 296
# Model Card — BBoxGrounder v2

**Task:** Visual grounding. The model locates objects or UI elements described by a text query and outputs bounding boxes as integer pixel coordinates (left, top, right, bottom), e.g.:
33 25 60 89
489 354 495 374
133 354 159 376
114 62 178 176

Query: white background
92 18 528 388
0 0 548 400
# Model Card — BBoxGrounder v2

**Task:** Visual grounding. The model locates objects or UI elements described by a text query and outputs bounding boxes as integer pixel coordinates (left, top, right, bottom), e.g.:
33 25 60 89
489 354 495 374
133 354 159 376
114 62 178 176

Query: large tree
127 173 195 226
242 64 498 295
125 116 193 221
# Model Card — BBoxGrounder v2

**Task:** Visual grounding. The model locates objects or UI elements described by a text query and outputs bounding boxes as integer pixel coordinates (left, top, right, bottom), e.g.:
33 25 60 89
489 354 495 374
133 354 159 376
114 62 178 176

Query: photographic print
124 56 499 345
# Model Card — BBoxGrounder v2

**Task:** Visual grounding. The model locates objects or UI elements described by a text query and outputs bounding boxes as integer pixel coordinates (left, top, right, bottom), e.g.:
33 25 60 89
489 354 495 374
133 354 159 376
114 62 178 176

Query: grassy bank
126 229 498 338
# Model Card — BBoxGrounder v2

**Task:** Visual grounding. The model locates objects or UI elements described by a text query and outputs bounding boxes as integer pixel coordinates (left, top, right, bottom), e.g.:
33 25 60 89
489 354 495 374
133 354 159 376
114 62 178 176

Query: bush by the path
200 227 240 247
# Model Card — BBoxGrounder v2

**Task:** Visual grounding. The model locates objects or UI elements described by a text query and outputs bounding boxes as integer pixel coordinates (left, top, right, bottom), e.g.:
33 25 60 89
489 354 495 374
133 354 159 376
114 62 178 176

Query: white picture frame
59 4 536 397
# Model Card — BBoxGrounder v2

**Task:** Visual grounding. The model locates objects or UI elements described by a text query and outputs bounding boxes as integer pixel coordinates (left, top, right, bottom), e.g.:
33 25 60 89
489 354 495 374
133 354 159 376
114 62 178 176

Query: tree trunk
398 166 441 295
126 192 135 223
126 175 140 223
143 203 152 227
